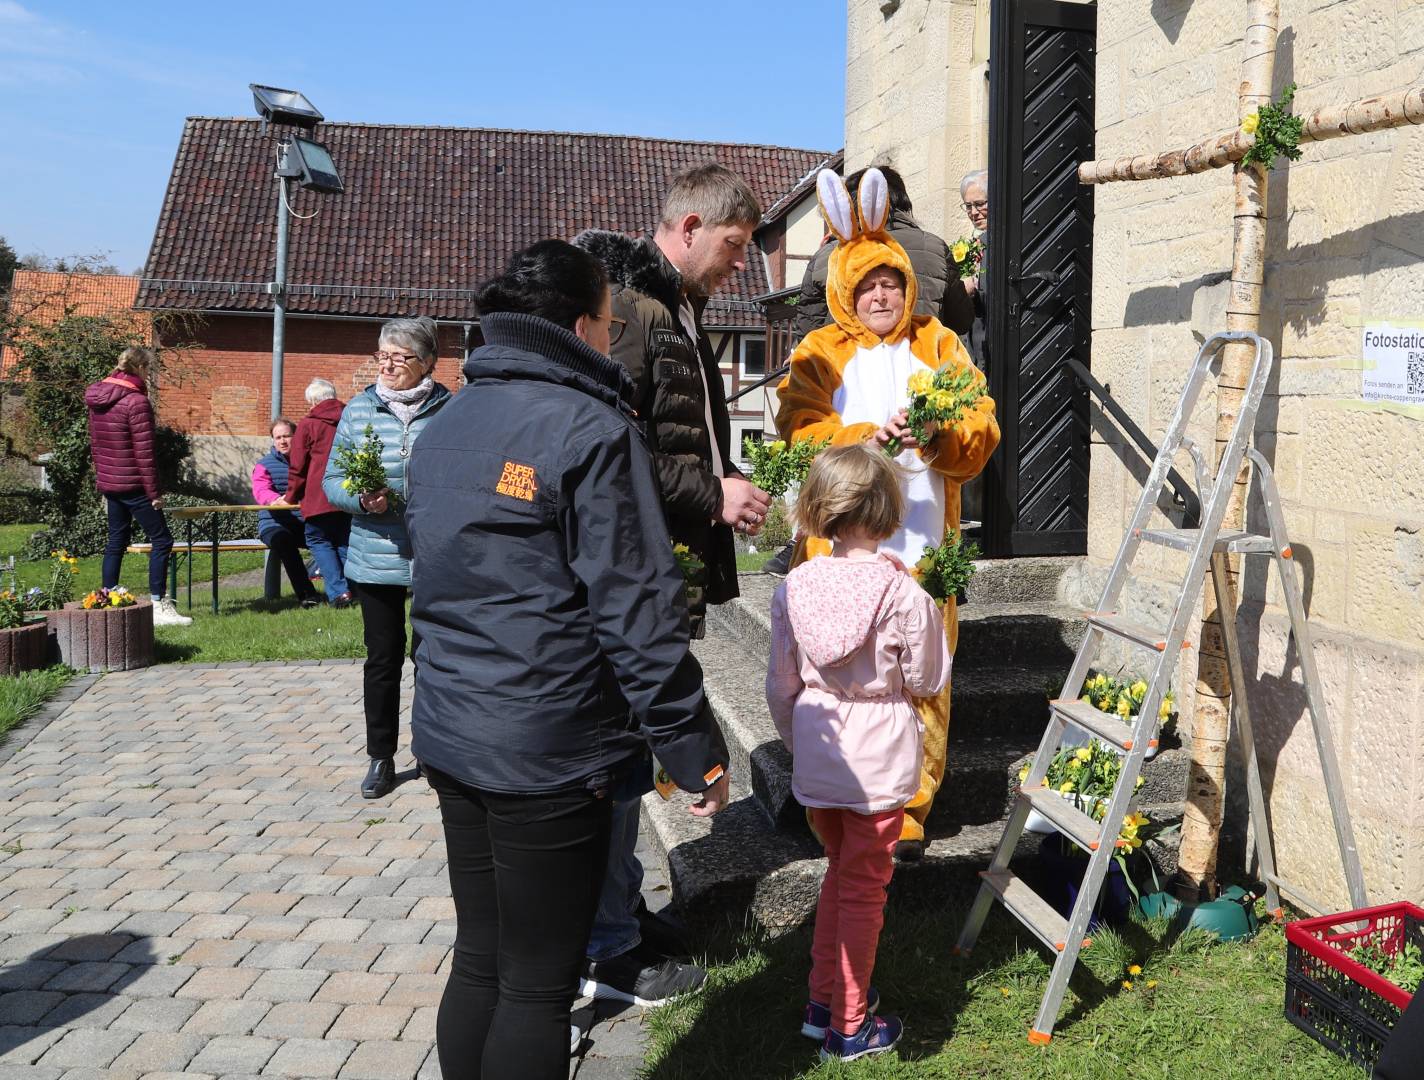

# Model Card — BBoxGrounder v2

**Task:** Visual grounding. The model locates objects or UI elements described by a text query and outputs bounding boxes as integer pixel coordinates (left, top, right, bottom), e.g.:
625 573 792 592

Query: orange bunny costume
774 168 1000 848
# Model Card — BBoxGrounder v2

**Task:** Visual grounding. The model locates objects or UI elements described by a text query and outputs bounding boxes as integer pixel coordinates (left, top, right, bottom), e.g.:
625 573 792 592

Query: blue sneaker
801 986 880 1040
819 1013 903 1063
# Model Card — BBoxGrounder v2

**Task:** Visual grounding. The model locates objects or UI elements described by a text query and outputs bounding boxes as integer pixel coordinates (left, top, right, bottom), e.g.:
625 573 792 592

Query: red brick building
134 118 836 492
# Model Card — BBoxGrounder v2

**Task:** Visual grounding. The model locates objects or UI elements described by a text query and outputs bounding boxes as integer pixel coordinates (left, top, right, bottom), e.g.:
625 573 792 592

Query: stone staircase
643 557 1187 930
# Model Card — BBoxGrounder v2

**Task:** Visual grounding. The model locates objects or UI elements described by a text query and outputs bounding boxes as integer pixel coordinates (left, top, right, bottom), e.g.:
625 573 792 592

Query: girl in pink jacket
766 443 951 1063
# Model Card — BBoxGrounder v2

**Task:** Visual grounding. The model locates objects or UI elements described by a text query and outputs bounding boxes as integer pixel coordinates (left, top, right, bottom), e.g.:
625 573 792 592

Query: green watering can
1138 885 1261 942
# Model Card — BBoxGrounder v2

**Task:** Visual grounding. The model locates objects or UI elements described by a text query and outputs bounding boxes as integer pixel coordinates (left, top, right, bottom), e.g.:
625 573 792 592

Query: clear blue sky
0 0 846 274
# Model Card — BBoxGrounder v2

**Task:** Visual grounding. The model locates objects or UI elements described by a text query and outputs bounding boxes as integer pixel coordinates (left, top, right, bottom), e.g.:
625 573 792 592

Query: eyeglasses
963 200 988 213
373 351 425 366
608 316 626 347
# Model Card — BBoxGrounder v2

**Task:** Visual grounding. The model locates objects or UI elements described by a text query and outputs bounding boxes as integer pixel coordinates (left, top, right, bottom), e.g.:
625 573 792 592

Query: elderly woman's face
375 340 433 391
853 266 906 338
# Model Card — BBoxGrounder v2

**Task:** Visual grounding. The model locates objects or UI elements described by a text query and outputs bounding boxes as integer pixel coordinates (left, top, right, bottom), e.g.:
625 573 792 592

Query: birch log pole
1170 0 1280 903
1080 85 1424 185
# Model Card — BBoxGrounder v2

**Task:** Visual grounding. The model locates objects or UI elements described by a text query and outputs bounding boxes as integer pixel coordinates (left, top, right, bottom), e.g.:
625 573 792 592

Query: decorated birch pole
1169 0 1280 903
1079 84 1424 186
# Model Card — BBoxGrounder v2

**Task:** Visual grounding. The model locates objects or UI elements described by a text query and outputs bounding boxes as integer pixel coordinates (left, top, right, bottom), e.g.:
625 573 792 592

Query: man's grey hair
378 315 441 367
659 163 762 229
960 169 988 196
305 378 336 405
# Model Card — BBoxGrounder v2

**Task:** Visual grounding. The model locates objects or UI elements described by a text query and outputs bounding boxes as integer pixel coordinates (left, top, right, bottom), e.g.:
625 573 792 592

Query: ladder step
1020 786 1108 852
1136 527 1277 555
980 869 1088 953
1050 698 1154 753
1086 611 1181 653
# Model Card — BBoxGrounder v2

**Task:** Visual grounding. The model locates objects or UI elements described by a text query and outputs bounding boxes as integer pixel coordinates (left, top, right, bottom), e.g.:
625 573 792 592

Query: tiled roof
758 150 843 228
136 119 834 328
2 271 145 374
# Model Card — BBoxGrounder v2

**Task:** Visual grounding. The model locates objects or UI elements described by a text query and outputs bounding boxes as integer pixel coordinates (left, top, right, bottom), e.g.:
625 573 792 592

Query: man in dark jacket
960 169 991 373
573 163 767 1008
793 165 974 341
575 163 771 640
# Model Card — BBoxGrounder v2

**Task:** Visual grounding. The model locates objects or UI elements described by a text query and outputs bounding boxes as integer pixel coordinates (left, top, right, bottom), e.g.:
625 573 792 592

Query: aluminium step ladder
954 330 1367 1044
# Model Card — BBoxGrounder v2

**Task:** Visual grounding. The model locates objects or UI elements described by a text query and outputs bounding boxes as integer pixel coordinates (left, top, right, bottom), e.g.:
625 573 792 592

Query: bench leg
211 517 219 615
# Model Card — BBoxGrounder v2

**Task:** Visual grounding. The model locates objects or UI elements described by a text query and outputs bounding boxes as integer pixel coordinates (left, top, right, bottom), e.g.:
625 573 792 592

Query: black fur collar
574 230 684 317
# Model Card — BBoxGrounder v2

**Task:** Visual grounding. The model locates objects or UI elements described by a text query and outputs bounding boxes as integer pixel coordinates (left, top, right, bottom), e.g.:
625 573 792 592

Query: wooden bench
127 539 272 614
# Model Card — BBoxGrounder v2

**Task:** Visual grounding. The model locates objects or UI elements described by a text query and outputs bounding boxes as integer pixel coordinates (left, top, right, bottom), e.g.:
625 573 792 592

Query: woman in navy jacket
406 240 729 1080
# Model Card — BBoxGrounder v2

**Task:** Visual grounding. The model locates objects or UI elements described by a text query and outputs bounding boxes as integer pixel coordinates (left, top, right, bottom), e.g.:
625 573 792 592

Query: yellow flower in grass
1127 964 1142 976
907 370 934 397
1146 980 1159 989
1242 112 1260 135
1122 980 1134 990
951 240 971 264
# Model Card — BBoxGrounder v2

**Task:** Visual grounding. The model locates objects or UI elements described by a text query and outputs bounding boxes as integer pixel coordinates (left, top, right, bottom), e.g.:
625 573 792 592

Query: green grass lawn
0 522 267 596
0 665 75 746
154 586 368 664
642 901 1362 1080
738 550 776 572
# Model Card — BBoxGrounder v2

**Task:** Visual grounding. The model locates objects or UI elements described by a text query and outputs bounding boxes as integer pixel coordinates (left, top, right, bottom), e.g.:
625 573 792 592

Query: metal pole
271 146 291 421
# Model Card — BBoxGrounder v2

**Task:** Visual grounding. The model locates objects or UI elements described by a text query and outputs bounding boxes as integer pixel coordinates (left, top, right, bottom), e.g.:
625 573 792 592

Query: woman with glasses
322 317 453 799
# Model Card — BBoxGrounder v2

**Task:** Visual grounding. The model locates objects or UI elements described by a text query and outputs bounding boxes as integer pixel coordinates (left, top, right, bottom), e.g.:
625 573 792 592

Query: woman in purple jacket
83 346 191 627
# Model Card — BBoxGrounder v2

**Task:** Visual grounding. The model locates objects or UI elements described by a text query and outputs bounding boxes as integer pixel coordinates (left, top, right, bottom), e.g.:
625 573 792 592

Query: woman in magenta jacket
83 345 191 627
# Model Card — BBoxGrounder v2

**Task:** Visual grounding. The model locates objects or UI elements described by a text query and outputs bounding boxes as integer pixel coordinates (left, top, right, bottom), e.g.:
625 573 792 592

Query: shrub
760 498 793 550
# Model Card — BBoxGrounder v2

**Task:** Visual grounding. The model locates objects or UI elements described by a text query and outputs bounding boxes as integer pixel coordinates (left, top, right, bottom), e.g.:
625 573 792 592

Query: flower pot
1036 833 1133 930
46 600 154 674
0 621 50 676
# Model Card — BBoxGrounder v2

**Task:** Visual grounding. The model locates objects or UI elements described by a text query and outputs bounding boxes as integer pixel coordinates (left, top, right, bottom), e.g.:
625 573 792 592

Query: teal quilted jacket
321 382 453 586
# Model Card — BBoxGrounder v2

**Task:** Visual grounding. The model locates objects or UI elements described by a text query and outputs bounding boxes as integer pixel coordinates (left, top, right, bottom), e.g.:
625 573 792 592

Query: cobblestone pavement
0 661 665 1079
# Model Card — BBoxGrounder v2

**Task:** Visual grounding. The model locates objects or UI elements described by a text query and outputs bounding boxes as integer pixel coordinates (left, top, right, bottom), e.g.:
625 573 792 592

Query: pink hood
784 557 901 668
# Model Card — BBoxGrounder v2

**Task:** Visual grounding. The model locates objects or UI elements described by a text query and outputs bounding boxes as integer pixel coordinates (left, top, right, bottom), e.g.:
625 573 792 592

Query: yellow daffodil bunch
1241 111 1260 135
886 364 985 456
949 236 984 279
1081 670 1176 728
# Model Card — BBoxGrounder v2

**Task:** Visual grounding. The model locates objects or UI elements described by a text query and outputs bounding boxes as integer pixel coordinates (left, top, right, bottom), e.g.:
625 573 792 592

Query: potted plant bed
47 594 154 673
0 617 50 676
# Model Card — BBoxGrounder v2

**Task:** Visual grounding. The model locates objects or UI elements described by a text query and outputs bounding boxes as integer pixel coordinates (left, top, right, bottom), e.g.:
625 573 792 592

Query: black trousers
262 524 316 600
351 581 417 759
426 765 611 1080
102 491 173 598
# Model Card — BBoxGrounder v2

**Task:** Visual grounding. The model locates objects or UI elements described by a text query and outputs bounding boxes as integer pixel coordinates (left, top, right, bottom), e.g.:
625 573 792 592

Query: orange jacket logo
495 460 538 502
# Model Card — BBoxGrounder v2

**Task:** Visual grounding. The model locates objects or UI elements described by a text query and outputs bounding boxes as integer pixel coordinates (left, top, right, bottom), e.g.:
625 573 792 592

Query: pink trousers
808 805 904 1034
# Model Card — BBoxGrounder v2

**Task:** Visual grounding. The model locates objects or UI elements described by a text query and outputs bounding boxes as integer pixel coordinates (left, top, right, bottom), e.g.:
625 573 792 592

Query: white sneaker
570 1023 581 1054
152 597 193 627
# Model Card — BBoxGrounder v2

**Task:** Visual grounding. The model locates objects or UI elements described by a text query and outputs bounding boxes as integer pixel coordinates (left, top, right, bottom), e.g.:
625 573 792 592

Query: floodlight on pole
251 84 344 420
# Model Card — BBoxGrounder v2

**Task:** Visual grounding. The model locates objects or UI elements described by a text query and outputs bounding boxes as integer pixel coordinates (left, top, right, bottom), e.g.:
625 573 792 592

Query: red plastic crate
1284 901 1423 1069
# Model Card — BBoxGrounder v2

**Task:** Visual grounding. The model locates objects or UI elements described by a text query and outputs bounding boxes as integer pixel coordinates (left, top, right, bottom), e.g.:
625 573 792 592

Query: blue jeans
102 491 172 598
304 512 350 602
585 772 648 963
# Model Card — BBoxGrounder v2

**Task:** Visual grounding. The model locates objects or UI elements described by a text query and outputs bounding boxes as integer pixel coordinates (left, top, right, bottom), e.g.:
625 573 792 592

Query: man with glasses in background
960 170 990 372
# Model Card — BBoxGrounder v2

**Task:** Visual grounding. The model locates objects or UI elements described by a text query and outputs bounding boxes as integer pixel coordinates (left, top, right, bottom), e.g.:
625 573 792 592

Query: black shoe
764 543 794 576
635 897 691 959
362 757 395 799
893 839 925 863
299 594 321 609
579 946 706 1007
330 592 356 609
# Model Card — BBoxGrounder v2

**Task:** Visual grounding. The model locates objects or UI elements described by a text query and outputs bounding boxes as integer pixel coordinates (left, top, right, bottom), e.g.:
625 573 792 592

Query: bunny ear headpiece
815 167 918 346
815 167 891 241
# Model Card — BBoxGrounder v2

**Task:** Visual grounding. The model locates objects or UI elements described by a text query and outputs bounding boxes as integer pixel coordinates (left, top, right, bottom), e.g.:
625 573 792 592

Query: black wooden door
983 0 1095 557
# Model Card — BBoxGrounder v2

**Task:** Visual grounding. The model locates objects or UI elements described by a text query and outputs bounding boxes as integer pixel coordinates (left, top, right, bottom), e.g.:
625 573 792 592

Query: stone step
641 783 1044 931
722 573 1085 669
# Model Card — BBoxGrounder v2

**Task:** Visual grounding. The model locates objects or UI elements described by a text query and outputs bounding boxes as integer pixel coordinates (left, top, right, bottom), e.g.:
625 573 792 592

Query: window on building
738 428 764 464
742 336 767 377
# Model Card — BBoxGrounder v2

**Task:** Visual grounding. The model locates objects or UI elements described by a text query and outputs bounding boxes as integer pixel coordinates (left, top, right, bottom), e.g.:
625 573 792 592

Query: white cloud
0 1 38 24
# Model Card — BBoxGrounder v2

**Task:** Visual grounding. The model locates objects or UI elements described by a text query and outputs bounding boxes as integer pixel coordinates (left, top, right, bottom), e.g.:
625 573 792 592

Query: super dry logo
494 460 538 502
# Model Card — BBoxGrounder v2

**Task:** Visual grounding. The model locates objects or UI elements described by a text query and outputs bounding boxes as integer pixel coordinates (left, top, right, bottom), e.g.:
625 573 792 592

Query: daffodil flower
1075 747 1092 763
1242 112 1260 135
951 240 970 263
1059 781 1075 794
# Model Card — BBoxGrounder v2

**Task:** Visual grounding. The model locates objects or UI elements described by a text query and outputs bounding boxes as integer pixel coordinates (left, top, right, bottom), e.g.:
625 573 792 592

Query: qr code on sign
1410 351 1424 395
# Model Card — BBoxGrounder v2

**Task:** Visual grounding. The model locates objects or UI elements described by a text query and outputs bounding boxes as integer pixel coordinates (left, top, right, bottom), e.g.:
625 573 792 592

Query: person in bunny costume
774 167 999 860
